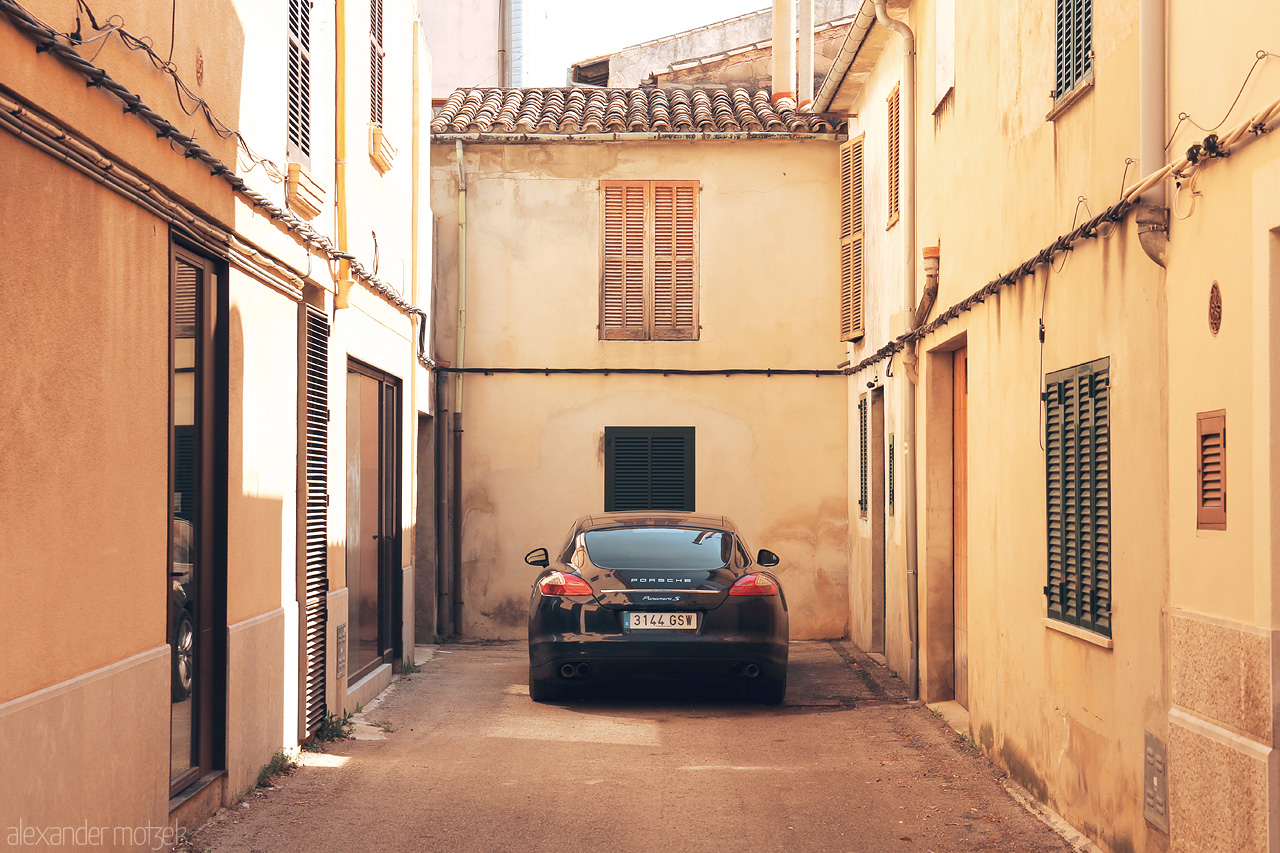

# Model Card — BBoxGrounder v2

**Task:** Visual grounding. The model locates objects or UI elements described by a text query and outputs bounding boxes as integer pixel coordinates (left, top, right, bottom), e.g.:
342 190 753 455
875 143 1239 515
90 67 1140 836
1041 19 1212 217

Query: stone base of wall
1169 609 1280 852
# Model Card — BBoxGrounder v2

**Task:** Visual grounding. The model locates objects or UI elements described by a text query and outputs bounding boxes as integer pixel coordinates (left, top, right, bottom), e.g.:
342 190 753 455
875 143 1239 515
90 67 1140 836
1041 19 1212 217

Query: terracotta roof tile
431 87 842 138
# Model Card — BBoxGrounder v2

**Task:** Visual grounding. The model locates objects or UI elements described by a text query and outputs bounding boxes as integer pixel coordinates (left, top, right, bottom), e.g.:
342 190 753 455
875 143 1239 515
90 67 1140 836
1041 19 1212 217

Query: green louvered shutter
1055 0 1093 97
605 427 694 512
1044 357 1110 637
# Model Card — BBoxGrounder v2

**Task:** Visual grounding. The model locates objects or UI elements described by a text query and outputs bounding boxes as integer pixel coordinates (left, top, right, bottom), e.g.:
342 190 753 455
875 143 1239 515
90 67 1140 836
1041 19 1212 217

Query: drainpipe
452 140 468 635
771 0 796 103
498 0 510 87
873 0 920 702
798 0 815 110
334 0 354 307
1137 0 1169 266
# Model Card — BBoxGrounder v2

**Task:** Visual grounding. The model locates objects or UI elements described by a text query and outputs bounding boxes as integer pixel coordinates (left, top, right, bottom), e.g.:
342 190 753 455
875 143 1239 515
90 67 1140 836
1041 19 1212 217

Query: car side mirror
757 549 780 567
525 547 550 568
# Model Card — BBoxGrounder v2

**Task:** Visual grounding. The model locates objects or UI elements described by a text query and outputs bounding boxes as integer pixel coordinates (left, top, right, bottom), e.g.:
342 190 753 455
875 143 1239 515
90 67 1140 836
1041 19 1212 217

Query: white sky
522 0 768 86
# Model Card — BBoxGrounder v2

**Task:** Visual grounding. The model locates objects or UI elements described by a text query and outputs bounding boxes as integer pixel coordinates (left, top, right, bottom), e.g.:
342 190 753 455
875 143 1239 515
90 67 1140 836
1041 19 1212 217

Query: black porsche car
526 512 788 704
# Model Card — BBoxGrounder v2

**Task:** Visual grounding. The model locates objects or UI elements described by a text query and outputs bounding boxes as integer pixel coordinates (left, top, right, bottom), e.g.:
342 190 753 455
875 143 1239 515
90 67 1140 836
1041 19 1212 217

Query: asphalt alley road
192 642 1074 853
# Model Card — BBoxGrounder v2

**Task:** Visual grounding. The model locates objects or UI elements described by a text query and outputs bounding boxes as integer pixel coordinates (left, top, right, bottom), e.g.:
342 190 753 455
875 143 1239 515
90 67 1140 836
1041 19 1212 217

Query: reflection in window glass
170 257 199 783
583 528 732 570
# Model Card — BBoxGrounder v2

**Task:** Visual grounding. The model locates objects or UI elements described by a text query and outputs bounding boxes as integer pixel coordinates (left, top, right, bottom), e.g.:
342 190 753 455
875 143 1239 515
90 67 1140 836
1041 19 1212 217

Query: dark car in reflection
526 512 788 704
170 518 194 702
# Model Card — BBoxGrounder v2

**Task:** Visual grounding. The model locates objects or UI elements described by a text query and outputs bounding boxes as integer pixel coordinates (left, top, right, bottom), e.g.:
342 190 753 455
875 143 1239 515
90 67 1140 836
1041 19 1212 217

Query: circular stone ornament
1209 281 1223 336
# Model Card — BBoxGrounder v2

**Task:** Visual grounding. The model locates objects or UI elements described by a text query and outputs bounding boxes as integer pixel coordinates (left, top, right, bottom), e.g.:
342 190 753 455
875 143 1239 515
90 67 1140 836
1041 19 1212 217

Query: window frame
598 180 700 342
1053 0 1093 101
1043 356 1111 638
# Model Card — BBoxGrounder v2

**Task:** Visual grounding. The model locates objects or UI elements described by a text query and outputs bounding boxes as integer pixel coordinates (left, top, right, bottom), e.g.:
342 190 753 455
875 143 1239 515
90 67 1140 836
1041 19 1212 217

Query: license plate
625 612 699 630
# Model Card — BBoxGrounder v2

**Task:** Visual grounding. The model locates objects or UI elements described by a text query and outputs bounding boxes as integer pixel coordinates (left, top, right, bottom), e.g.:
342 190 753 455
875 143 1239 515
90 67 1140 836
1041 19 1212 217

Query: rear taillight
729 573 779 596
537 571 594 596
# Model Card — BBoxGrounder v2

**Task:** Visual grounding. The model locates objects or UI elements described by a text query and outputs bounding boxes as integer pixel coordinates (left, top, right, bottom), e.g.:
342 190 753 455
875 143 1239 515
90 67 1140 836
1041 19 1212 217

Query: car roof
570 511 738 534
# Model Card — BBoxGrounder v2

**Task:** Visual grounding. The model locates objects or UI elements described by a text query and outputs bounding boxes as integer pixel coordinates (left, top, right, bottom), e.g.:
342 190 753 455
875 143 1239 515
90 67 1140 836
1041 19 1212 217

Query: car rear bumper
529 637 788 684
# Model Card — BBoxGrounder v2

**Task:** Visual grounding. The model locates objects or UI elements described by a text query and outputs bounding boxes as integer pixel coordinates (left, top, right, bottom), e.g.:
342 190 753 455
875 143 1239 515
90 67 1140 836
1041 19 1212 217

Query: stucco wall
432 138 850 640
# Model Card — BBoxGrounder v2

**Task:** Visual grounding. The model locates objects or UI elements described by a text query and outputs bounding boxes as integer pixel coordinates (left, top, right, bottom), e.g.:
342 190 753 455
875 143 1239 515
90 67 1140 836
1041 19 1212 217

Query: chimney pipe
798 0 815 109
772 0 796 103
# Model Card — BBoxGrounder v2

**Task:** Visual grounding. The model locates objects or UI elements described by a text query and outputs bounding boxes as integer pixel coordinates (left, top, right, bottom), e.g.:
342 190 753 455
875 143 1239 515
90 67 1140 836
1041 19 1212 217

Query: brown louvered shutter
370 0 384 126
652 181 699 340
287 0 312 162
887 86 900 226
1197 410 1226 530
840 136 865 341
600 182 648 339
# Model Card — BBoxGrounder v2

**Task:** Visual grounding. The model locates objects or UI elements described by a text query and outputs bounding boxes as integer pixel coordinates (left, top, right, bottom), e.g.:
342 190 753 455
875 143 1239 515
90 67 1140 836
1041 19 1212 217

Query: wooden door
953 349 969 708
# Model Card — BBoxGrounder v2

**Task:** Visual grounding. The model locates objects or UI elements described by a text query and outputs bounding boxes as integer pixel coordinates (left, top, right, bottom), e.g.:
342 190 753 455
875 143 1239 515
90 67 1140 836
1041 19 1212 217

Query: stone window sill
1044 617 1113 649
1045 76 1094 122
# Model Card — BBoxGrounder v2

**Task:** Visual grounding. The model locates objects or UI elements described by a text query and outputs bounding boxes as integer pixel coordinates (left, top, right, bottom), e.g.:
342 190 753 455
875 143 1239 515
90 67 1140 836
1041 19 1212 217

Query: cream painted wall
419 0 501 96
431 138 850 639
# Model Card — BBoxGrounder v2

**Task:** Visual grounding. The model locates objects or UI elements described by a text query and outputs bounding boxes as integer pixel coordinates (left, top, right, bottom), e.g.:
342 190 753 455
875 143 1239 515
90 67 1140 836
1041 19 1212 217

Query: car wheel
529 672 563 703
751 672 786 706
172 611 194 702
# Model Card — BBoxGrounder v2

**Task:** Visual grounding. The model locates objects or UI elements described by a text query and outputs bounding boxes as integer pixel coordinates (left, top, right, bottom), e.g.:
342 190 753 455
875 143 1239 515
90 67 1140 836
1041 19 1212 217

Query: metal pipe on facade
771 0 797 103
873 0 920 702
812 1 877 113
335 0 354 307
1136 0 1170 266
451 139 469 635
798 0 815 109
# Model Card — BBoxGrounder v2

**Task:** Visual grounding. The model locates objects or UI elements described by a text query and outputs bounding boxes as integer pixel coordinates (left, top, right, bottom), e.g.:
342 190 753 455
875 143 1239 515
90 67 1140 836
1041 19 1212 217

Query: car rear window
582 528 732 570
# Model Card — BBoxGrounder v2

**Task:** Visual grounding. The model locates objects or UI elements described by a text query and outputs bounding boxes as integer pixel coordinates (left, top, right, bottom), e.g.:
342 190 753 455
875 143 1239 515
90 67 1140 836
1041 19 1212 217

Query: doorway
345 361 401 684
952 348 969 708
169 243 226 797
871 387 886 655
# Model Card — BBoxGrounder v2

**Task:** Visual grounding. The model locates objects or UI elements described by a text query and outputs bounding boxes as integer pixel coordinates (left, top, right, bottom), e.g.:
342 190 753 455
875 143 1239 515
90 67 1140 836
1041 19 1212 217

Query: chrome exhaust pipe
559 663 577 679
729 663 745 678
744 664 761 678
575 663 592 679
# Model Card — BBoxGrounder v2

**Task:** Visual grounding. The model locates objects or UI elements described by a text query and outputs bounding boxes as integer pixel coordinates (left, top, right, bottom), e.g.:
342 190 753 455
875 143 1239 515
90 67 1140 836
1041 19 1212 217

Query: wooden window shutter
1044 358 1111 637
370 0 385 126
600 182 648 340
840 136 865 341
1197 410 1226 530
887 86 900 227
605 427 695 512
287 0 312 162
600 180 699 341
652 181 699 340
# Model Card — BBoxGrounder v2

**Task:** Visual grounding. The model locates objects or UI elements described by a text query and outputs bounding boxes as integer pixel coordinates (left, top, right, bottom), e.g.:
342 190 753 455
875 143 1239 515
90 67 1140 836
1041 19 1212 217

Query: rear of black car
527 513 788 703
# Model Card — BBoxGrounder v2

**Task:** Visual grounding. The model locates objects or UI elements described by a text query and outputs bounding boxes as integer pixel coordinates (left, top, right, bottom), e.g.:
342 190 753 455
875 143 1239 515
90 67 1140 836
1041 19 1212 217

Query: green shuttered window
858 396 868 516
1055 0 1093 97
605 427 694 512
1044 357 1111 637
